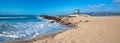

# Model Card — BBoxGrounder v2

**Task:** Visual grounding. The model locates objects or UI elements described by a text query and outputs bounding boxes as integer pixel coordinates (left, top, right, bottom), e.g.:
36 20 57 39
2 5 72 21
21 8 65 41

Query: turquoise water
0 15 66 42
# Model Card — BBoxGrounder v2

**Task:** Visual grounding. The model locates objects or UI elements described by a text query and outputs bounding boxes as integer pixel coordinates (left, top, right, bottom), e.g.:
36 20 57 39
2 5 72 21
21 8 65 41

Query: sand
32 16 120 43
3 15 120 43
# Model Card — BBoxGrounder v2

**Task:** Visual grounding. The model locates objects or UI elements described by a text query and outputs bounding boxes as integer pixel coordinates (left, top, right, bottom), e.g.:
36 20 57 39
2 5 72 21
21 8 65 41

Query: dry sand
33 16 120 43
3 15 120 43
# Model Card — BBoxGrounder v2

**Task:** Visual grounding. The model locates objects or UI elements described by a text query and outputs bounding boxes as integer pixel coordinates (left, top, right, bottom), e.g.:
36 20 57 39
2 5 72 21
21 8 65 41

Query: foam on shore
3 15 120 43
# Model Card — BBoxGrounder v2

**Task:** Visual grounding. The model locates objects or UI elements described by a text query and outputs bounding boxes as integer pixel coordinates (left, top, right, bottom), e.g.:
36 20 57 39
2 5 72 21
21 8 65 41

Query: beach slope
33 16 120 43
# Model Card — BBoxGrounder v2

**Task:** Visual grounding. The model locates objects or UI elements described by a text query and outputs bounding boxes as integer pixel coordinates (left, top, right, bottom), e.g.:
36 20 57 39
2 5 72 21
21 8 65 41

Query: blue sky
0 0 120 15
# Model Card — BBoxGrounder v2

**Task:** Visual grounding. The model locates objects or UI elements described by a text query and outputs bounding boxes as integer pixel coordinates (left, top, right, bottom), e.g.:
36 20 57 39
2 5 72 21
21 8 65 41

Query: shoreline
3 15 120 43
3 26 74 43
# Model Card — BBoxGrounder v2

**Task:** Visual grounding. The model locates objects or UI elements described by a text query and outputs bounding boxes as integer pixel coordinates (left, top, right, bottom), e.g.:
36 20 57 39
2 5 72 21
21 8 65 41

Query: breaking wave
0 17 66 42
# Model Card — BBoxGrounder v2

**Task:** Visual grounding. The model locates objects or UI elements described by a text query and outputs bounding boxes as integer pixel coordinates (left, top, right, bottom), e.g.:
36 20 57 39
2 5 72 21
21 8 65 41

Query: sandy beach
32 16 120 43
1 0 120 43
4 15 120 43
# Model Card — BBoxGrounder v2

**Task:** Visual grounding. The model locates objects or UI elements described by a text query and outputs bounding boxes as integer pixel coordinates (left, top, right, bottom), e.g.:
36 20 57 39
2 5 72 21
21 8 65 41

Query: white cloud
84 0 120 12
114 0 120 3
113 0 120 5
99 4 106 6
85 4 107 12
88 4 106 9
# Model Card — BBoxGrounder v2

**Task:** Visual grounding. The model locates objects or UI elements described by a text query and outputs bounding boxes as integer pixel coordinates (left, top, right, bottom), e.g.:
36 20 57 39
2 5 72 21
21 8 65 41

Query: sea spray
0 16 67 42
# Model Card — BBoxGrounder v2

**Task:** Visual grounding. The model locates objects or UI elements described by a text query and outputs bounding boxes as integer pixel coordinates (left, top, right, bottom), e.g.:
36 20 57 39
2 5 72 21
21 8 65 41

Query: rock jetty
40 14 92 27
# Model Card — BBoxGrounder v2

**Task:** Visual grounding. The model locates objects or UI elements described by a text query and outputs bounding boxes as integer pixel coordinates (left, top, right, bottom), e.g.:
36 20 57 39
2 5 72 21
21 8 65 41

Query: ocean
0 15 66 42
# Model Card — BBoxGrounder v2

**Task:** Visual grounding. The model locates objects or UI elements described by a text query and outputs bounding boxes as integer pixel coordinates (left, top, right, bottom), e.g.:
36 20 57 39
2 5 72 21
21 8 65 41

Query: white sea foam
0 17 29 19
0 19 66 41
0 34 19 38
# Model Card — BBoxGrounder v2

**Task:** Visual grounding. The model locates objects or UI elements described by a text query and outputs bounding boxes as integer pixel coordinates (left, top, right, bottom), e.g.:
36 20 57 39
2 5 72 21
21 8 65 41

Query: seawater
0 15 66 42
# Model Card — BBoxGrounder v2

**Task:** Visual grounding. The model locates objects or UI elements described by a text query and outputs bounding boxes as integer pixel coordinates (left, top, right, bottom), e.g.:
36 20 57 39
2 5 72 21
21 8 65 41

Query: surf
0 16 67 42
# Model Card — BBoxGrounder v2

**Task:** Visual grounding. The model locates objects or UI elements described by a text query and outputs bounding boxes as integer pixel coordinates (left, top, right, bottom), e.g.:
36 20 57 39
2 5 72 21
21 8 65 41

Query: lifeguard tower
74 8 80 14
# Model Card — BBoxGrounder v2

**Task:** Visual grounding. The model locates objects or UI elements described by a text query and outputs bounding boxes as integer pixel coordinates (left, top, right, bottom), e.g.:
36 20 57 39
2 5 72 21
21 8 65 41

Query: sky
0 0 120 15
